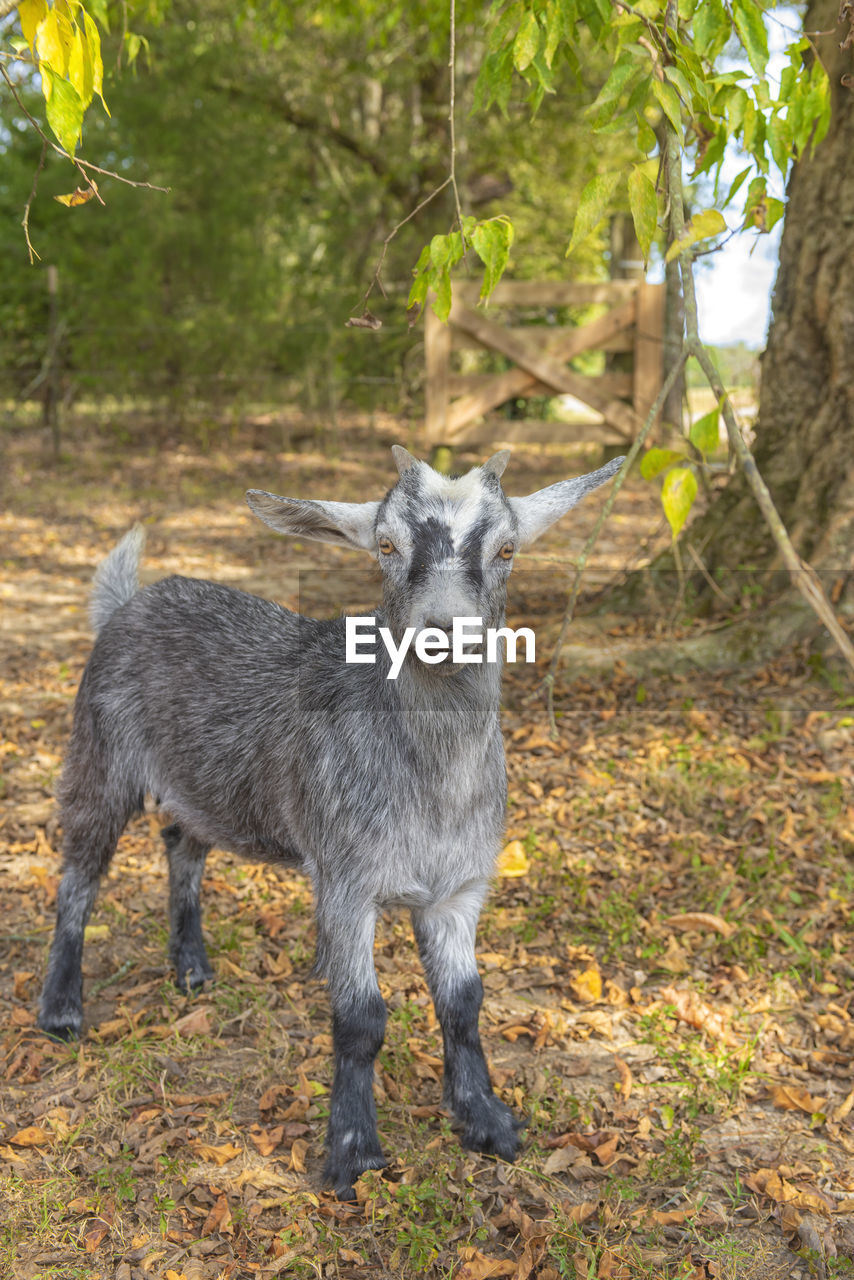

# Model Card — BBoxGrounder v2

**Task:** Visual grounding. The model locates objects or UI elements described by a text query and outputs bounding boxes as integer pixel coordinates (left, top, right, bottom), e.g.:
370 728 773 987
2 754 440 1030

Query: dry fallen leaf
456 1247 516 1279
9 1126 51 1147
248 1124 285 1156
82 1217 111 1252
289 1138 309 1173
201 1193 233 1237
190 1140 242 1166
570 965 602 1003
497 840 530 878
660 984 737 1044
664 911 735 937
613 1055 632 1100
173 1006 213 1037
769 1084 826 1115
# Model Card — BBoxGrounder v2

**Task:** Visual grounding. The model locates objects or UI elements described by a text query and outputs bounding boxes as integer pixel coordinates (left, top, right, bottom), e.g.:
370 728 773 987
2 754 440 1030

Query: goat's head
246 448 623 655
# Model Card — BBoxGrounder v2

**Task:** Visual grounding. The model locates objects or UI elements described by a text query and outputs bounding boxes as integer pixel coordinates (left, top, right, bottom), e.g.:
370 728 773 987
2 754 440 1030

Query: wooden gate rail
424 278 665 448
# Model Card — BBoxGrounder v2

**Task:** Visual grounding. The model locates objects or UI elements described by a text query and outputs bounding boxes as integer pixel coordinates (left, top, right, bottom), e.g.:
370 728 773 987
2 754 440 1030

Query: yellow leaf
10 1125 51 1147
83 923 110 941
55 184 97 207
35 6 74 79
190 1140 242 1166
496 839 529 878
18 0 47 49
67 24 93 108
570 965 602 1003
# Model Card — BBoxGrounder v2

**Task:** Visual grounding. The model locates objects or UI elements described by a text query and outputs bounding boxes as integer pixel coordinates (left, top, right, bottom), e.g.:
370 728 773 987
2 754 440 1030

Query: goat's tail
90 525 145 633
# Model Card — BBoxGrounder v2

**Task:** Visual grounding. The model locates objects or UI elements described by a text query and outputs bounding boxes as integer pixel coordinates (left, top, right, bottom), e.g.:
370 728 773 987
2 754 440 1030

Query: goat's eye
378 538 396 556
497 542 515 561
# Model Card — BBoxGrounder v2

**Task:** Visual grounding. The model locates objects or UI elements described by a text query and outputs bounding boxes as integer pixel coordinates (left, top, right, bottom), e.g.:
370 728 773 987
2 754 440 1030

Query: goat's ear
508 457 625 548
246 490 379 551
391 445 418 475
482 449 511 479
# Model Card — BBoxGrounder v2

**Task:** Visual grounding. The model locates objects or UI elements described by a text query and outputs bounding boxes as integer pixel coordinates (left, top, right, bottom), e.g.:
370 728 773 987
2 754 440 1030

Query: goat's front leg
412 884 523 1162
316 903 388 1200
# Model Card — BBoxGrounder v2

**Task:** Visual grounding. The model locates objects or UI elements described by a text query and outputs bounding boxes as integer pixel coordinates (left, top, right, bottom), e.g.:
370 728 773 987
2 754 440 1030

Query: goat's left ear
246 490 379 552
508 457 625 548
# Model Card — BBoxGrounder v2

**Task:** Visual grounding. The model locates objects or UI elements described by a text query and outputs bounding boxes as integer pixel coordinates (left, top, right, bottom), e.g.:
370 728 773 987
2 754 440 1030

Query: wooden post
424 303 451 447
634 281 666 424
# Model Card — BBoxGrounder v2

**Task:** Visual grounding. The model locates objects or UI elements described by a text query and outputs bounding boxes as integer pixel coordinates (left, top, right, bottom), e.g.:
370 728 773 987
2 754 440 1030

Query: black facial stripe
407 516 455 588
458 515 491 589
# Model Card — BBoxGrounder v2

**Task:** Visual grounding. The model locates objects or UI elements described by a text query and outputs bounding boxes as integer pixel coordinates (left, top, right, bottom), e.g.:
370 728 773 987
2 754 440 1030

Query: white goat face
373 449 516 638
245 446 624 645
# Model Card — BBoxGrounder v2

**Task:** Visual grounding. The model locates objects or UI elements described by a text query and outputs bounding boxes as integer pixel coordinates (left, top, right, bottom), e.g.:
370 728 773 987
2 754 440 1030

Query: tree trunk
704 3 854 576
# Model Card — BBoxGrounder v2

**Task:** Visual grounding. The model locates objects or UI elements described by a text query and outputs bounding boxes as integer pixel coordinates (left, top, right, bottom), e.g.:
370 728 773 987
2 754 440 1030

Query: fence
423 278 665 449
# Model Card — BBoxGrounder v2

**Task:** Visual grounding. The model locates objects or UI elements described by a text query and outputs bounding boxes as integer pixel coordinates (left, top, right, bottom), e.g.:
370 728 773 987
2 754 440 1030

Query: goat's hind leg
163 824 213 992
39 806 128 1041
412 886 523 1162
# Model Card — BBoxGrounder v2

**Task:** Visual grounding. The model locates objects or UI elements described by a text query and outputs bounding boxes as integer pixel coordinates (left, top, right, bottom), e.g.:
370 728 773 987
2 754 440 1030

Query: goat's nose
423 617 453 635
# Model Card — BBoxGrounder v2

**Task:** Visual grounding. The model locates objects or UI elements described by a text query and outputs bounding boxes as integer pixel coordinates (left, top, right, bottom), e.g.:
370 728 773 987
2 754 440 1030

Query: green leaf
732 0 768 78
18 0 47 51
567 170 622 256
42 66 84 154
429 234 451 272
640 447 686 480
124 30 142 65
512 11 540 72
661 466 698 540
591 57 638 112
86 0 110 28
471 217 514 301
724 165 752 207
689 408 720 456
628 166 658 263
766 113 791 175
692 0 727 59
432 268 452 324
664 208 726 262
652 79 684 142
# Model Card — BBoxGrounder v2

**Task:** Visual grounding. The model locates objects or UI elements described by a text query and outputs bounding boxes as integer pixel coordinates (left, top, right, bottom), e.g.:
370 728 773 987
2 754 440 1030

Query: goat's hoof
38 1018 81 1043
323 1149 388 1202
172 956 215 994
459 1096 525 1162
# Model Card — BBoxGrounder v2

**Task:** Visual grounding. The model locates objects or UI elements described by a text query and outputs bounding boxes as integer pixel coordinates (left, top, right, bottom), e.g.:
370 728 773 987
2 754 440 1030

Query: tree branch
1 64 170 198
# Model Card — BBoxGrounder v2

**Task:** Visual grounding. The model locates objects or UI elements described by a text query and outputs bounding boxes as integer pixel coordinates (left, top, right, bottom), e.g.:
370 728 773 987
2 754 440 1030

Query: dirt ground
1 414 853 1280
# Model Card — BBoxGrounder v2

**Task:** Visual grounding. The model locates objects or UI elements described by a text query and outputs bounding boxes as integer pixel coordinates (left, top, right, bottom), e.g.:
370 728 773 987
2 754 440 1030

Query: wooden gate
424 278 665 448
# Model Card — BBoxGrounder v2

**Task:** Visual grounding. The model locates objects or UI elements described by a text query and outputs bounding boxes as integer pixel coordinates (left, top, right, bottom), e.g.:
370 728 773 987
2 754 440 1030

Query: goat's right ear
246 490 380 552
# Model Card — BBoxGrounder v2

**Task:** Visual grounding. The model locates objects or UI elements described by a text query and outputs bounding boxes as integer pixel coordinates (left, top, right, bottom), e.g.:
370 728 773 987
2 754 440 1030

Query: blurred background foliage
0 0 637 425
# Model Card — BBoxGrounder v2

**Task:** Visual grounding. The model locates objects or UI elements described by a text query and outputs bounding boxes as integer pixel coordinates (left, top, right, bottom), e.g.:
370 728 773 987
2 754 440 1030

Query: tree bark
705 3 854 575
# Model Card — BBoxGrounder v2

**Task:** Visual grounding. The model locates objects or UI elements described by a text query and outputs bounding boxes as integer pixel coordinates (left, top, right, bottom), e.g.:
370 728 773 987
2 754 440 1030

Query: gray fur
89 524 145 633
38 448 622 1199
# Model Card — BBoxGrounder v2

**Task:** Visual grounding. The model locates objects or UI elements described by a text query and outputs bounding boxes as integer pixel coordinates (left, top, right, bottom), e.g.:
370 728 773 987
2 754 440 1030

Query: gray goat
38 446 621 1198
